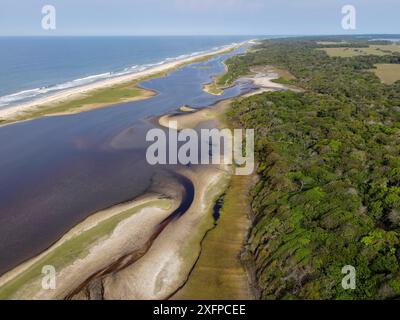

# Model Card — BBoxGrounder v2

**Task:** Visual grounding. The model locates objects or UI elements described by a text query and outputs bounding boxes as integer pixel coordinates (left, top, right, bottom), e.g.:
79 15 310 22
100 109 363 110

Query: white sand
242 72 288 97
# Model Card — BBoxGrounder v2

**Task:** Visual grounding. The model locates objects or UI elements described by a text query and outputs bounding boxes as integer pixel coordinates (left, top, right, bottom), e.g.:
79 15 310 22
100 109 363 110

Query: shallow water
0 46 255 275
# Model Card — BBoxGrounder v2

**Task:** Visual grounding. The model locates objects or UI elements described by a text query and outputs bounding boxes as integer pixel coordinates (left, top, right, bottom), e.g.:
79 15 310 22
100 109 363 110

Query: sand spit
38 203 172 300
179 105 196 112
0 43 243 122
203 83 224 96
101 166 229 300
47 87 157 117
0 172 188 300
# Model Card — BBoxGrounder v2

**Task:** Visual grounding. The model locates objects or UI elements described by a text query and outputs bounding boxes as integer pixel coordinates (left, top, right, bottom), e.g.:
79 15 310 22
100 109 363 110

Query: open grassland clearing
372 64 400 84
319 44 400 57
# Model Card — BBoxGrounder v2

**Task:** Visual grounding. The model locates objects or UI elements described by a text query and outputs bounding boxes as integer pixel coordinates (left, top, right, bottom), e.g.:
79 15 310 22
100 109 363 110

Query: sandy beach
0 43 244 122
101 166 229 300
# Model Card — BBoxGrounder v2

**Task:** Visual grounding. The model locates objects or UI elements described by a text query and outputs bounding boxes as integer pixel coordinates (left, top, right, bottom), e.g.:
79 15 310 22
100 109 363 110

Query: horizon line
0 33 399 38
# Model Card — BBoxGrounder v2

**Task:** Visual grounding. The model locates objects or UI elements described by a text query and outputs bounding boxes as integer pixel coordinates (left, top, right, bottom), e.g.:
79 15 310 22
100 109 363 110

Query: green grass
176 173 230 264
0 199 171 299
174 174 253 299
372 64 400 84
10 82 153 122
204 83 224 95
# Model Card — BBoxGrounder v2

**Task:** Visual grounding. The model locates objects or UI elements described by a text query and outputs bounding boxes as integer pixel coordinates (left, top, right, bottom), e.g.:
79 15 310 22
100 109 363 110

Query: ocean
0 36 256 108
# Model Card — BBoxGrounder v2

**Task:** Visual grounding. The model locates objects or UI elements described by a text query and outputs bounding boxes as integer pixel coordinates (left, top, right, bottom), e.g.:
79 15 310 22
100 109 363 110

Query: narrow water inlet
212 193 225 223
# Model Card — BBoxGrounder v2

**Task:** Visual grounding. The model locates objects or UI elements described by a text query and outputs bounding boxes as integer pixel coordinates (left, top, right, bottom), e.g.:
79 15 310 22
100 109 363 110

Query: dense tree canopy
227 38 400 299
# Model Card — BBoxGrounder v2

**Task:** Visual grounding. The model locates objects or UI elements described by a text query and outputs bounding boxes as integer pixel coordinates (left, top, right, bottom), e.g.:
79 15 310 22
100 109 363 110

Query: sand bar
0 194 179 299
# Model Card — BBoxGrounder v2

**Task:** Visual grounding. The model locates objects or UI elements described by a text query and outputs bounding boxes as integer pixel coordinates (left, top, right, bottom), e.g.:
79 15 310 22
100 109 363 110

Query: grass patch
176 173 230 268
174 174 253 299
372 64 400 84
203 83 224 95
318 44 400 57
0 199 171 299
370 44 400 54
9 81 154 123
271 67 296 82
316 41 348 45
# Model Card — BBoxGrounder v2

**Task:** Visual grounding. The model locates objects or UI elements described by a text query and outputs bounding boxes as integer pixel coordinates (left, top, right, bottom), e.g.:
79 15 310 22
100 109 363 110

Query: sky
0 0 399 36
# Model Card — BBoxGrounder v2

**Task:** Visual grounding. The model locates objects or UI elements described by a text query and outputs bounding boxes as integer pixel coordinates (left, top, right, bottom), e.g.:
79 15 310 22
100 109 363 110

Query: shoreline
0 42 247 123
0 46 273 300
0 195 176 299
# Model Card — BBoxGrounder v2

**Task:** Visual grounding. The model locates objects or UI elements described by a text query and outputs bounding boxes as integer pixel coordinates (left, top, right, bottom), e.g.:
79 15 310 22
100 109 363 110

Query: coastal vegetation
3 80 157 125
31 83 154 116
203 82 223 95
225 38 400 299
173 174 254 299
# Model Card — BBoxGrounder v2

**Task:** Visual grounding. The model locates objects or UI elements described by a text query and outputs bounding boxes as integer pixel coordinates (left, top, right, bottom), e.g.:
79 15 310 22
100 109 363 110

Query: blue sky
0 0 398 36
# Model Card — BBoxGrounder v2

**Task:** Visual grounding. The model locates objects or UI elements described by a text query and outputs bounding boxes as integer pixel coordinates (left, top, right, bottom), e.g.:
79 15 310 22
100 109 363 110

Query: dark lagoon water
0 45 256 275
0 36 256 108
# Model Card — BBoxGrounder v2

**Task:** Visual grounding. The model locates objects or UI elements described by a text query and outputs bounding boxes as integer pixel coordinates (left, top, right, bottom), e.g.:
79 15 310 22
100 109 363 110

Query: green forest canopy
226 37 400 299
